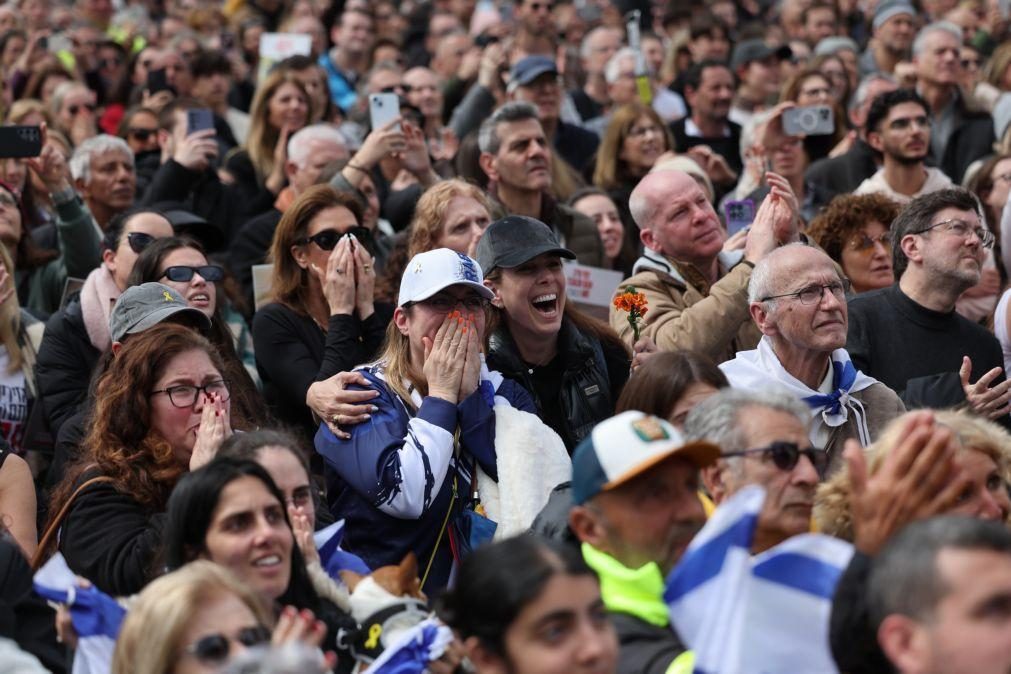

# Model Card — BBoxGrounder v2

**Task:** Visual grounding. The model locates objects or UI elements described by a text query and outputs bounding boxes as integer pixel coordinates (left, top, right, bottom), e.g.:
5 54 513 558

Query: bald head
749 243 836 302
629 169 697 232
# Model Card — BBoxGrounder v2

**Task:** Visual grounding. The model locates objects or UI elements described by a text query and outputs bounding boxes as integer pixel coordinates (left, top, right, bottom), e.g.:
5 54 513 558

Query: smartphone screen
724 199 755 236
187 108 215 134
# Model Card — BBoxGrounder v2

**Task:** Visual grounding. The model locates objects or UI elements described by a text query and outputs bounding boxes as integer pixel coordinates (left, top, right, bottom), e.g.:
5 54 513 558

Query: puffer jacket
486 317 628 451
609 248 761 364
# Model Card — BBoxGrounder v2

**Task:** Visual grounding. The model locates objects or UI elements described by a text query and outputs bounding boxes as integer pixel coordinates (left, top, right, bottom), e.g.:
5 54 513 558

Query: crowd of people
2 0 1011 672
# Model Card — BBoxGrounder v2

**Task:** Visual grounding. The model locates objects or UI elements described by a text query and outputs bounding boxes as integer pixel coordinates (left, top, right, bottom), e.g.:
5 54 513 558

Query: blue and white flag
33 554 125 674
664 486 853 674
314 519 371 579
360 617 453 674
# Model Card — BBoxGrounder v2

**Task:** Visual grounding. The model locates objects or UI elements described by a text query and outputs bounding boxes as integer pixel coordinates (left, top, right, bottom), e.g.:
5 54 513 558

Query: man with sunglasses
720 244 904 472
686 389 822 554
846 188 1011 427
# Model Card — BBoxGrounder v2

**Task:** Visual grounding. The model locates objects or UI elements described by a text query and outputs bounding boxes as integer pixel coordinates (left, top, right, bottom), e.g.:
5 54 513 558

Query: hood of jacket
631 248 745 287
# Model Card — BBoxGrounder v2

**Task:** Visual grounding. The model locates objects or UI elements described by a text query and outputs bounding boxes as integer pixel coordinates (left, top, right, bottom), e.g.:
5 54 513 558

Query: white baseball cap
398 248 496 308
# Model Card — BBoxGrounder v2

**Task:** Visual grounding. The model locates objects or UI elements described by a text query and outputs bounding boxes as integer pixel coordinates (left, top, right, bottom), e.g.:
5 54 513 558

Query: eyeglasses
127 128 157 142
722 441 829 478
914 218 995 249
150 379 230 408
848 231 891 252
161 265 225 283
297 227 373 251
415 293 489 313
126 231 156 254
67 103 97 116
961 58 981 69
760 278 851 304
183 625 271 665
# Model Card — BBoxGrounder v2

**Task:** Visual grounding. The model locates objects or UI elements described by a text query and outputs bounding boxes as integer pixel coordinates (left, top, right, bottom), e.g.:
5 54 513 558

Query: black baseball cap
476 215 576 273
730 39 792 71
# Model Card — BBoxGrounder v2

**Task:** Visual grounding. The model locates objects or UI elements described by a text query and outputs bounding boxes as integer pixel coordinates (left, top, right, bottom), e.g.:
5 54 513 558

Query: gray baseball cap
109 282 212 343
475 215 576 273
730 39 792 71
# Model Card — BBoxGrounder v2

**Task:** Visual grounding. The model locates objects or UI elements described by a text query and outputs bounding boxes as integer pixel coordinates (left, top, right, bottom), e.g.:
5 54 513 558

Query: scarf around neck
80 264 122 352
720 337 879 446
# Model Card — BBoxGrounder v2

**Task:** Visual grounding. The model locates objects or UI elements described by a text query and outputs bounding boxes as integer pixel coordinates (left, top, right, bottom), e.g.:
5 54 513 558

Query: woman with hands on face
45 324 246 596
252 185 393 441
314 248 558 594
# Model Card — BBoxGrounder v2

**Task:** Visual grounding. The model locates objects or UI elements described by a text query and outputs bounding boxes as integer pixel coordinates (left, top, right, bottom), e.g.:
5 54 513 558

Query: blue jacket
318 52 357 112
315 363 536 593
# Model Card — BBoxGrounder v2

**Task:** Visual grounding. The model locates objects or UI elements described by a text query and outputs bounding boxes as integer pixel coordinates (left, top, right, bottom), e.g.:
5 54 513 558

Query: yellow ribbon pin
162 290 173 302
363 624 382 649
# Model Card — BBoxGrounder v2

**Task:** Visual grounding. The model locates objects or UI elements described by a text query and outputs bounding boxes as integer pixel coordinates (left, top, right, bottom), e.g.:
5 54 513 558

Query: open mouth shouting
532 292 559 318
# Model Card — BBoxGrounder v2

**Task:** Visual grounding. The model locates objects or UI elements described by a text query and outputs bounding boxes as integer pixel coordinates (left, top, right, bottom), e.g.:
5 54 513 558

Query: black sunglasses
185 625 271 665
68 103 97 116
128 128 156 141
297 227 373 251
722 441 829 478
127 231 155 254
161 265 225 282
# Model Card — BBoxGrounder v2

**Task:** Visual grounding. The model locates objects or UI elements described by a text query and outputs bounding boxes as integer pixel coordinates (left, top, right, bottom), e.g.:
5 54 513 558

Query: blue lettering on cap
455 252 480 282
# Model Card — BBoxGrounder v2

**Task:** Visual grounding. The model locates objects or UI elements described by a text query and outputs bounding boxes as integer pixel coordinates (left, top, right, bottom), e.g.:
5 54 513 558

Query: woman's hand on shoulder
307 371 379 440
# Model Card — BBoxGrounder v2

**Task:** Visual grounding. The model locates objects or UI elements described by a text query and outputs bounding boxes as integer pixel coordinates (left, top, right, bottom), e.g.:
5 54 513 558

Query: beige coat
609 248 762 364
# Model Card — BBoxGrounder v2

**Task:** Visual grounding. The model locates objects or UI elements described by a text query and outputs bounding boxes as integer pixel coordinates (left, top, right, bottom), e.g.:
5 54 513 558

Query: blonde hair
814 410 1011 539
245 70 313 180
407 180 492 258
0 244 24 374
111 561 272 674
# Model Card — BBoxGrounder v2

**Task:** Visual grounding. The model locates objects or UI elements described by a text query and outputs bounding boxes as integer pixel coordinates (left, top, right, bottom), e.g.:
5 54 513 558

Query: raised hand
960 356 1011 419
190 392 231 470
312 236 356 316
173 128 218 172
423 312 467 404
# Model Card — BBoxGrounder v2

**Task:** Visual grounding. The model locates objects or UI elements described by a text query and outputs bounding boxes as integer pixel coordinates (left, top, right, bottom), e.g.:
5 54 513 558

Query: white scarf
720 337 879 446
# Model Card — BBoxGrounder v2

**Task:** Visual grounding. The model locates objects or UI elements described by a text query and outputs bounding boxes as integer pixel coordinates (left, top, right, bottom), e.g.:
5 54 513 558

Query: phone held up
0 126 43 159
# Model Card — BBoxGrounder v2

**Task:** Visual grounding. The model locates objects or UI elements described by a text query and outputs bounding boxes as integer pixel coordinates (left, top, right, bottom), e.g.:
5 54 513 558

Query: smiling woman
478 216 631 453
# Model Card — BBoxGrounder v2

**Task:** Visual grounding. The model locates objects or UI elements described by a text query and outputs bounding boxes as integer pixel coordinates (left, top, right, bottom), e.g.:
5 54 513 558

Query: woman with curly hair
45 323 245 595
814 409 1011 540
806 193 901 294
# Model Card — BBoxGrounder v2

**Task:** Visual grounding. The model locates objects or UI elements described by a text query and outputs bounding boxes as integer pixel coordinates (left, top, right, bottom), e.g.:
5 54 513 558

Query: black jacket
58 471 166 597
0 535 65 673
486 317 629 452
804 138 879 202
35 295 100 445
251 302 393 440
229 208 282 315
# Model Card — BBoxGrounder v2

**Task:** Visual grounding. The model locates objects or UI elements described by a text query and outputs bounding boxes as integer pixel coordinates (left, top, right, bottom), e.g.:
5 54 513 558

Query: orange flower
613 286 648 341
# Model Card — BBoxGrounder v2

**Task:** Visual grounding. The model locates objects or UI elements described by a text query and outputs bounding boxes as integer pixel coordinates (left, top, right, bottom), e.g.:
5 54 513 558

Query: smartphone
37 35 47 51
368 93 400 132
0 126 43 159
782 105 834 137
724 199 755 236
187 108 215 134
219 31 235 51
146 67 174 96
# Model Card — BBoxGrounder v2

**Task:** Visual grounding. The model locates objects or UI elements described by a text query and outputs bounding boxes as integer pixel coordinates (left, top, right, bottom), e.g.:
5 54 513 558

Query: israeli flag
33 554 126 674
360 617 453 674
665 485 853 674
314 519 371 578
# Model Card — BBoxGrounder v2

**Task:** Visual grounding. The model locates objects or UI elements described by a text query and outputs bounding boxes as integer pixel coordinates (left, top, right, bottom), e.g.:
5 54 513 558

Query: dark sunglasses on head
185 625 271 665
161 265 225 283
722 441 829 478
126 231 155 254
128 128 157 142
297 227 373 251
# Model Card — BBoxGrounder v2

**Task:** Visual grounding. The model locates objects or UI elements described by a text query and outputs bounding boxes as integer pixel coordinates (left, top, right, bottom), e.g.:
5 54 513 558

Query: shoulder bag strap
31 475 114 571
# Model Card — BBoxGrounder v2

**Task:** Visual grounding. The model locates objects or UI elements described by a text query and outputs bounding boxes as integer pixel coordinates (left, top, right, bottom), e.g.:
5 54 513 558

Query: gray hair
912 21 962 58
868 516 1011 627
849 72 896 114
580 26 622 61
747 242 819 303
69 135 134 184
287 124 349 168
604 47 639 84
477 101 540 155
628 174 659 230
683 388 810 456
814 36 859 57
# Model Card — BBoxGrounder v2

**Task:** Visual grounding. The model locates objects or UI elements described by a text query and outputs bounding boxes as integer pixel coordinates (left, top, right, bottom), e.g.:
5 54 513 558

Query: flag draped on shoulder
664 485 853 674
33 554 125 674
314 519 371 578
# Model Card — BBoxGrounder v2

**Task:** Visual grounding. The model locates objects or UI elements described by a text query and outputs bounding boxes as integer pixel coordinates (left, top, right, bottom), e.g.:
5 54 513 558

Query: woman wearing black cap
477 215 631 453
